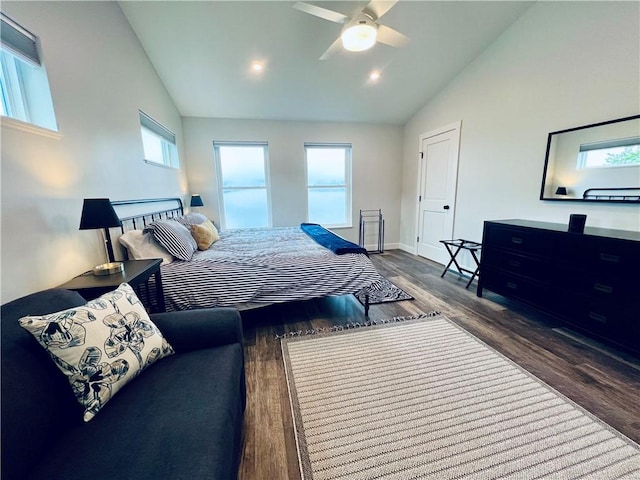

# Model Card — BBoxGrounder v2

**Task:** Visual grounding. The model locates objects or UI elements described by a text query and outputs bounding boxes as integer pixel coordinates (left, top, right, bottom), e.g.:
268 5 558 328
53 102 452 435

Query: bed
111 198 383 314
582 187 640 201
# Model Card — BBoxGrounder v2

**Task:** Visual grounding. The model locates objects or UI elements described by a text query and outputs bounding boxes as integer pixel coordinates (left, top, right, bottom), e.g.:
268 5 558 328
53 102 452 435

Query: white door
416 121 461 265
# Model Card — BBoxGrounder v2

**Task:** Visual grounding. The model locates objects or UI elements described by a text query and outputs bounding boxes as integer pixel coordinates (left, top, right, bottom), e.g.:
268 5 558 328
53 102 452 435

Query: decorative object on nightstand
190 194 204 209
79 198 124 275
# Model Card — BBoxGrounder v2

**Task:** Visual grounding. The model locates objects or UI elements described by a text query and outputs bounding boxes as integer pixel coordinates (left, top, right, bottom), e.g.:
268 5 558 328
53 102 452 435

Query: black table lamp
190 194 204 208
79 198 123 275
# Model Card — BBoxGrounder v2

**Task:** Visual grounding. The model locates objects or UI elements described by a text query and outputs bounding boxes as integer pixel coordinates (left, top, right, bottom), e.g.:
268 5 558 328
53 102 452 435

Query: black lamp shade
555 187 568 195
79 198 121 230
190 194 204 207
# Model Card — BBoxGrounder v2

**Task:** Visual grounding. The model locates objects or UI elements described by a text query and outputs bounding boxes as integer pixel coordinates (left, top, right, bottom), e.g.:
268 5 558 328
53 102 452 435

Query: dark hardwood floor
238 250 640 480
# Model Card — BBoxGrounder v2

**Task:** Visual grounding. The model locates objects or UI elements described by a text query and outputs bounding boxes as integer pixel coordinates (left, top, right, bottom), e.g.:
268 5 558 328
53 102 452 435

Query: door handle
443 205 450 210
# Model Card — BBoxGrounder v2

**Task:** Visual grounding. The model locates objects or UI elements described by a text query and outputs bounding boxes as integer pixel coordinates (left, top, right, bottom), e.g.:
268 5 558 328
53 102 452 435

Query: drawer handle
599 253 620 263
508 259 521 268
506 282 518 290
593 283 613 294
511 237 523 245
588 312 608 324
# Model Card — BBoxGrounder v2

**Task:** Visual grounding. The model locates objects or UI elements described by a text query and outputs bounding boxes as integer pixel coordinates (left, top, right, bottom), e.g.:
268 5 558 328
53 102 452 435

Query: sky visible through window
141 128 164 163
307 148 346 185
0 49 58 130
219 146 266 188
306 145 350 226
217 144 269 228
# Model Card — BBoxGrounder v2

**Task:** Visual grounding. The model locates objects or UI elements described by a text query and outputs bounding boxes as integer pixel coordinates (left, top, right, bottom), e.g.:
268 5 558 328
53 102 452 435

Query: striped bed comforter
158 227 382 311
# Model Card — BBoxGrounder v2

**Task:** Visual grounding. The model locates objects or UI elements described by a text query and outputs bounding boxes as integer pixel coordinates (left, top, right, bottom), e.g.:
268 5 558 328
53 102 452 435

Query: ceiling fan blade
363 0 398 21
293 2 348 24
319 37 343 60
376 24 409 48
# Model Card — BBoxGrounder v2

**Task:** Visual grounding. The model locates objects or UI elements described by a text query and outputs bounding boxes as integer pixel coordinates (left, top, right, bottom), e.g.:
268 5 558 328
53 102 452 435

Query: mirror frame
539 114 640 204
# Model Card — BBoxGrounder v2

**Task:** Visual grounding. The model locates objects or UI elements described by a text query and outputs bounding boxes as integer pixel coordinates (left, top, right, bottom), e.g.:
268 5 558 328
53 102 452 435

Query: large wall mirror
540 114 640 203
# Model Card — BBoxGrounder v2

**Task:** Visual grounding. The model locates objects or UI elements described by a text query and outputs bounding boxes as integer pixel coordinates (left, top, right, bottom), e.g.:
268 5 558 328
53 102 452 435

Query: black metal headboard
582 187 640 201
110 197 184 232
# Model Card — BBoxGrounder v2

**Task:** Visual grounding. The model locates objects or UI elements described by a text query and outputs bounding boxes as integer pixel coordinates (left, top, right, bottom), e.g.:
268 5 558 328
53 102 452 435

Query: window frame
0 12 58 133
139 110 180 169
576 136 640 170
304 142 353 228
213 140 272 229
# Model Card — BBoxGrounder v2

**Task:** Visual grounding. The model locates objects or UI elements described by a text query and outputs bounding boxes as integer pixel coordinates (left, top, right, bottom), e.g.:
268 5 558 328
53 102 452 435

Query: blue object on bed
300 223 368 255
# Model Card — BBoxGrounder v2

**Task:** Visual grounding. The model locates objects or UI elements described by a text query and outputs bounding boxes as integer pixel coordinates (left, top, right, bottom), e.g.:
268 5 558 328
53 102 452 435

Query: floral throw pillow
19 283 174 422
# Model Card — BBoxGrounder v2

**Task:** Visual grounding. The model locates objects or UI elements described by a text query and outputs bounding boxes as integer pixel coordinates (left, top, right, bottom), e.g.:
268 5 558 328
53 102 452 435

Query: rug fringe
274 311 441 340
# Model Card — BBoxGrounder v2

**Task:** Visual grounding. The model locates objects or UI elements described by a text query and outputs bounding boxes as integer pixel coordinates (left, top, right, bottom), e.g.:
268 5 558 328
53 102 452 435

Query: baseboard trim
363 242 400 251
398 243 416 255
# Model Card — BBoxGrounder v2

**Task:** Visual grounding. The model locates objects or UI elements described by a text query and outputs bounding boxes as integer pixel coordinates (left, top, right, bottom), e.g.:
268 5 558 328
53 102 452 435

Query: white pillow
118 230 173 264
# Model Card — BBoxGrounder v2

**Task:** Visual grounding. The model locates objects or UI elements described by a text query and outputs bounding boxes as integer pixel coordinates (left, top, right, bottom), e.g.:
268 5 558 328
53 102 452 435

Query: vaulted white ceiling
120 1 533 125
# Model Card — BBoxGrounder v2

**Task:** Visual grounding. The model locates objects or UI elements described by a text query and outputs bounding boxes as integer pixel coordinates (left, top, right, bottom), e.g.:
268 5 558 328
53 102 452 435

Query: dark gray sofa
1 288 246 480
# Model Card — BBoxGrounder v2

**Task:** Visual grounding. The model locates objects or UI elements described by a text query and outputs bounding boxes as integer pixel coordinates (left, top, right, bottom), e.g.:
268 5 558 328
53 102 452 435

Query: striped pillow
144 220 197 261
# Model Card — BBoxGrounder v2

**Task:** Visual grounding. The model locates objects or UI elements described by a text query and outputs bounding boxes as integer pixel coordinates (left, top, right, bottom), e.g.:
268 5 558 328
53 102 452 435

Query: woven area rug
281 314 640 480
353 277 413 306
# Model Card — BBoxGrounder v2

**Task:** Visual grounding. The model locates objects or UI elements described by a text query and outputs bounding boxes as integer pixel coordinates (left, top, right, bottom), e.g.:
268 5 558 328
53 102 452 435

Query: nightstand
57 259 165 312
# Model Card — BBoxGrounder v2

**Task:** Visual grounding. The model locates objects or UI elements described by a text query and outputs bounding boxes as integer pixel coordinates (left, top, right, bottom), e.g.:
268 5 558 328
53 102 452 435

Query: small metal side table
439 239 482 289
57 259 165 312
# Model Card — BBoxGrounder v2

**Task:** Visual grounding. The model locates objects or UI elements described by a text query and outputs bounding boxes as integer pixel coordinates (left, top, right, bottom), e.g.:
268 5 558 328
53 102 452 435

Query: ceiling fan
293 0 409 60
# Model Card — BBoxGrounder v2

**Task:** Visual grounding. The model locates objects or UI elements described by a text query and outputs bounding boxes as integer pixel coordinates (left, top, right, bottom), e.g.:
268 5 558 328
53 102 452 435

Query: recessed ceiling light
369 71 380 81
251 61 264 72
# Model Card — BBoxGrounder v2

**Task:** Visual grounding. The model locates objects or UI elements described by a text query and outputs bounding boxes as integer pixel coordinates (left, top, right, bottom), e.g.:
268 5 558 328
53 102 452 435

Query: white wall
400 2 640 262
183 117 403 245
1 1 187 303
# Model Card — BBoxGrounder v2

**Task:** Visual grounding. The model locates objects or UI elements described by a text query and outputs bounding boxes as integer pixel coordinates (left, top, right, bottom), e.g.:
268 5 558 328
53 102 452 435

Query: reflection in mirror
540 114 640 203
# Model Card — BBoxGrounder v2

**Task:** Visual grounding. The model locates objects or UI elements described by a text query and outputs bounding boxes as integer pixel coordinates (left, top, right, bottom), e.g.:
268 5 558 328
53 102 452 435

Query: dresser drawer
587 237 640 274
562 297 638 348
553 265 636 301
554 234 639 275
482 248 548 282
481 267 550 307
484 225 553 258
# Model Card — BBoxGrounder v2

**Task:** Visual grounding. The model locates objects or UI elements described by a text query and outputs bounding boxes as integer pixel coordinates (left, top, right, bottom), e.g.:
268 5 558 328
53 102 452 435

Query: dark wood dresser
478 219 640 354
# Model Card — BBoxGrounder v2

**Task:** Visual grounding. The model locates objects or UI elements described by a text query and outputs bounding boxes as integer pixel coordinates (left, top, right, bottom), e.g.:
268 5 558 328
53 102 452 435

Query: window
139 110 179 168
305 143 352 227
577 137 640 169
214 141 271 229
0 12 57 131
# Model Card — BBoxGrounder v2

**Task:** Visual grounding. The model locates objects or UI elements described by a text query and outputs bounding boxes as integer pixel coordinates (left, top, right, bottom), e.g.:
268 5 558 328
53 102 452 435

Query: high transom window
0 12 58 131
577 137 640 169
139 111 179 168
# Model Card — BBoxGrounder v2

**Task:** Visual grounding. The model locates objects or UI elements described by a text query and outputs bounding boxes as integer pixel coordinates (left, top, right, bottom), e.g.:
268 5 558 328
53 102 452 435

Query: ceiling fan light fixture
341 18 377 52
